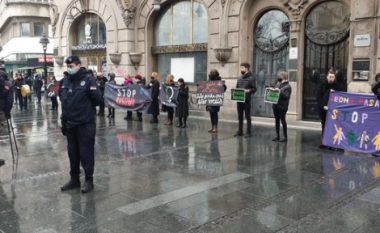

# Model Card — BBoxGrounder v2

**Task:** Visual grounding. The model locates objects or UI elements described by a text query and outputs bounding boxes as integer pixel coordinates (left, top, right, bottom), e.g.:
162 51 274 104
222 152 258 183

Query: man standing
0 68 14 167
272 72 292 143
59 56 102 193
234 62 256 138
14 74 27 110
96 72 108 117
34 73 44 104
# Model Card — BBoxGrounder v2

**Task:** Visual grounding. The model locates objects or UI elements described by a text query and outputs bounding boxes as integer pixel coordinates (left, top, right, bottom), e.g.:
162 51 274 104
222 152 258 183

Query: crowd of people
1 57 380 191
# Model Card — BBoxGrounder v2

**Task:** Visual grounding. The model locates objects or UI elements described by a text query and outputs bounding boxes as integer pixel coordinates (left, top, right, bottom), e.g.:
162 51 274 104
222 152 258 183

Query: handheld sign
196 81 225 106
231 89 245 102
264 88 280 104
159 84 179 107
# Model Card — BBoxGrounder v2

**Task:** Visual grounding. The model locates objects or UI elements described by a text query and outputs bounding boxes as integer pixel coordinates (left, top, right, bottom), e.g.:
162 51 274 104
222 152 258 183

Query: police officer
0 68 14 167
59 56 102 193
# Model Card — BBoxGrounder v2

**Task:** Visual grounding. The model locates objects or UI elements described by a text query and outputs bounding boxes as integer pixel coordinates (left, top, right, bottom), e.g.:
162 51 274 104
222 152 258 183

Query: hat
135 74 142 80
65 55 81 64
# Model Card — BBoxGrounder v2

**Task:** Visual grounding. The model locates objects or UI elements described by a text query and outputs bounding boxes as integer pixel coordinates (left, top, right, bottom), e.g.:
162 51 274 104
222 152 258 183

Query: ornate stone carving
49 4 59 36
221 0 226 8
283 0 308 18
110 53 122 65
129 52 142 70
116 0 136 28
214 47 232 66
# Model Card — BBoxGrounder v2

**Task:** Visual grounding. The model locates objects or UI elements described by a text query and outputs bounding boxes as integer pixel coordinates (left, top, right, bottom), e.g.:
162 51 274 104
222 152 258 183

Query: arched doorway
153 0 208 83
252 10 289 117
70 13 107 73
302 1 350 120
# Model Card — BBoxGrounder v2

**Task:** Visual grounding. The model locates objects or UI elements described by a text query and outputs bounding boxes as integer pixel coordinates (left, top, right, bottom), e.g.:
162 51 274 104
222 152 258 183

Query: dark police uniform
0 69 14 167
59 56 102 193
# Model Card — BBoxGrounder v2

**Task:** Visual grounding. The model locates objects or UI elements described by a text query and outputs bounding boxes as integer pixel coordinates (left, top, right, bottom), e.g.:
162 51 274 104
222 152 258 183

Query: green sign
264 88 280 104
231 89 246 102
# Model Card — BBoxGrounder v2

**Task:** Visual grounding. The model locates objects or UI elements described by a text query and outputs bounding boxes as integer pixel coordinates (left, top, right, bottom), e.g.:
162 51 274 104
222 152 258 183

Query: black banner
104 83 152 112
196 81 225 106
159 84 179 107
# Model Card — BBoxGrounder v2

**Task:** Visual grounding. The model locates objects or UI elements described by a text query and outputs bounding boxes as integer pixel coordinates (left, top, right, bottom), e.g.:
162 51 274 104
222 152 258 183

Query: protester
317 67 344 149
33 73 44 104
176 78 189 128
372 73 380 100
163 74 175 126
148 72 160 124
123 74 134 121
47 75 59 110
206 69 226 133
272 71 292 142
107 73 116 118
96 72 108 117
0 68 14 167
14 73 28 110
135 74 145 122
25 73 33 102
59 55 102 193
234 62 257 138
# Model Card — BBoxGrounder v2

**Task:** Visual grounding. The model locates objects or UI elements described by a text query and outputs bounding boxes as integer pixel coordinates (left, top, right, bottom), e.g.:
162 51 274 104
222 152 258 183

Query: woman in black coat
207 69 226 133
176 78 189 128
148 72 160 123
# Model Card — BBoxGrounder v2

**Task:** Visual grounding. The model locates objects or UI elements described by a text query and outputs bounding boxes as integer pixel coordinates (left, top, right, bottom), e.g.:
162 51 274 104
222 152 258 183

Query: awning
0 37 53 60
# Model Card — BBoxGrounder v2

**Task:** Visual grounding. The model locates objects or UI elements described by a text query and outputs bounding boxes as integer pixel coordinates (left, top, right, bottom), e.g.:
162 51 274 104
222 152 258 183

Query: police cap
65 55 81 65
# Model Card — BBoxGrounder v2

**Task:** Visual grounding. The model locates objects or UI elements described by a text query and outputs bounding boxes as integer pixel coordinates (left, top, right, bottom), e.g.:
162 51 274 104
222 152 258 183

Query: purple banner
323 91 380 154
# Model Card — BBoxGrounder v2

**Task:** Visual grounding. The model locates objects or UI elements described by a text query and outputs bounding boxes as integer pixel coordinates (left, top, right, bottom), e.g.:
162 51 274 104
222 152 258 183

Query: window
155 0 208 46
74 14 106 46
21 23 31 36
34 22 44 37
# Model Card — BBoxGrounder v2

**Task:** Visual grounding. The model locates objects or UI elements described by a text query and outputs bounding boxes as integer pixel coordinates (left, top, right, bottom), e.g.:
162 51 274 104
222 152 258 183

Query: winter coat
236 71 256 101
147 79 160 116
206 76 227 113
317 78 343 108
177 85 189 118
272 81 292 111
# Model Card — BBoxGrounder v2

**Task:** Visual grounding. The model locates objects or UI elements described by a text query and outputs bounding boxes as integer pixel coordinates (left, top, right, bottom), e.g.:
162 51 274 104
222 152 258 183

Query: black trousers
35 89 42 103
167 107 174 121
17 93 27 110
210 112 218 127
273 107 288 139
237 101 251 133
51 97 58 109
319 107 327 137
108 107 115 116
66 123 96 179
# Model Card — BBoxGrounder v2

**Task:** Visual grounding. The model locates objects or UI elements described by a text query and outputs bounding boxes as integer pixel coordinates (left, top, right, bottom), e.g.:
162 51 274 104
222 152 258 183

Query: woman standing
47 75 59 110
123 74 134 121
107 73 116 118
163 74 175 125
206 69 226 133
148 72 160 124
176 78 189 128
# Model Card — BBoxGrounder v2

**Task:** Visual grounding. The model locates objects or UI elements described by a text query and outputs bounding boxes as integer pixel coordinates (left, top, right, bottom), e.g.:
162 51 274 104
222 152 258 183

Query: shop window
21 23 31 36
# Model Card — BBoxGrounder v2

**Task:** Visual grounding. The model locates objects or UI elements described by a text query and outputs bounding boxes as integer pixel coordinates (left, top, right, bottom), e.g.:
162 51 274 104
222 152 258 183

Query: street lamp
39 34 50 95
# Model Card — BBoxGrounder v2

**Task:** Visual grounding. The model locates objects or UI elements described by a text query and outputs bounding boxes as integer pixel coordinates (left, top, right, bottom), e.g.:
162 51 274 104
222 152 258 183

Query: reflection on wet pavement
1 102 380 233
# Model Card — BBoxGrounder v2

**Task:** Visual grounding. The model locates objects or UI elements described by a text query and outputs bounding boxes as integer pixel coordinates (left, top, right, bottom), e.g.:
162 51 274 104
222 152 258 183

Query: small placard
264 88 280 104
354 34 371 47
231 89 246 102
352 60 370 81
289 47 298 59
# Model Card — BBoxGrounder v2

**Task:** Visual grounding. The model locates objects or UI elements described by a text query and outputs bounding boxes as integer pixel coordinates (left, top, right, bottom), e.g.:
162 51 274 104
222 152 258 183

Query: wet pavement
1 99 380 233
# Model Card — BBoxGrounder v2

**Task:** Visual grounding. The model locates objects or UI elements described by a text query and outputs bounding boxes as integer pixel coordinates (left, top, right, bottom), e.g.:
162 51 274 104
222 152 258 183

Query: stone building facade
51 0 380 121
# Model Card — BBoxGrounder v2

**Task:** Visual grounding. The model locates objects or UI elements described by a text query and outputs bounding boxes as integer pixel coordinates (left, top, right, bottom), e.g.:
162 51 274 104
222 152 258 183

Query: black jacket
177 85 189 118
317 78 343 108
273 81 292 111
372 81 380 99
207 76 227 113
236 71 256 101
14 78 25 93
147 79 160 116
0 72 13 117
59 68 102 127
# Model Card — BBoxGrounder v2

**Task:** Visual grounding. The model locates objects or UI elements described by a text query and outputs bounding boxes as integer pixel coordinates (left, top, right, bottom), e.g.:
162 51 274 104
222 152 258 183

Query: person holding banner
135 74 145 122
123 74 134 121
372 73 380 100
234 62 257 138
206 69 226 133
272 72 291 142
148 72 160 124
317 68 344 149
162 74 175 126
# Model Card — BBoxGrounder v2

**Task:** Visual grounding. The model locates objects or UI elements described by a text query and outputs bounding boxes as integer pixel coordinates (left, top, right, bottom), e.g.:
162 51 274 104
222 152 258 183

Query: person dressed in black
272 71 292 143
163 74 175 126
176 78 189 128
14 73 28 110
234 62 257 138
148 72 160 124
34 73 44 104
59 55 102 193
96 72 108 117
25 74 33 102
317 68 343 148
372 73 380 100
207 69 226 133
107 73 116 118
0 68 14 167
135 74 145 122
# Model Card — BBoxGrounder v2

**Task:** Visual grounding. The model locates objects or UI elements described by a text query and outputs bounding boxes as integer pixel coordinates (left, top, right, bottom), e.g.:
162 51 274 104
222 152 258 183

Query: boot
208 125 215 133
0 159 5 167
211 125 218 133
177 118 183 128
81 177 94 193
61 176 80 191
182 117 187 128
